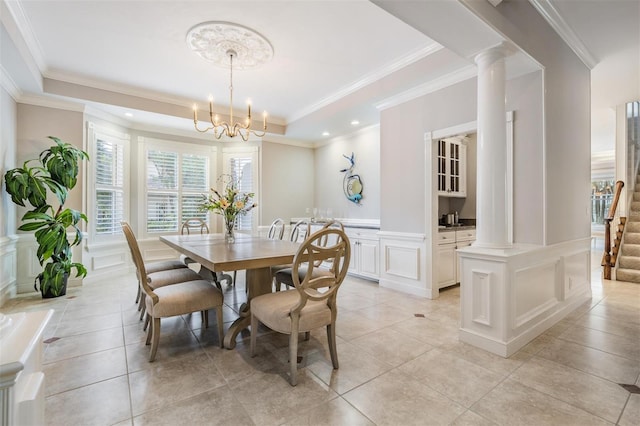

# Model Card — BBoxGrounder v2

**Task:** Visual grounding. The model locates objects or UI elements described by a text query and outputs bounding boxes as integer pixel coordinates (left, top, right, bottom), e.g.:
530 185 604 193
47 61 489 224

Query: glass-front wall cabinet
437 137 467 197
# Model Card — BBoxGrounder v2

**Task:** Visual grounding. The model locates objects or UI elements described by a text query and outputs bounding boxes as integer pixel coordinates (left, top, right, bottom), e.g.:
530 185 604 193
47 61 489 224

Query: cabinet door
349 239 359 274
437 139 447 194
358 239 378 277
437 243 457 289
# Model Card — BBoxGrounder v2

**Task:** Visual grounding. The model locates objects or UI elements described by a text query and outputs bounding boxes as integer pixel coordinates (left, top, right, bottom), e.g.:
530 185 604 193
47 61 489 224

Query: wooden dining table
160 233 300 349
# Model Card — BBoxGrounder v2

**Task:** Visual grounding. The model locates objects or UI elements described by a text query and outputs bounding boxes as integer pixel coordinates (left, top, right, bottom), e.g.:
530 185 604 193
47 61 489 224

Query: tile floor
2 249 639 425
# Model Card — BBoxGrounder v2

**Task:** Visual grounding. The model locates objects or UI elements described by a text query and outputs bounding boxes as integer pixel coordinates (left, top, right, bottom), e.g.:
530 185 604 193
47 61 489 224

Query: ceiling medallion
186 21 274 70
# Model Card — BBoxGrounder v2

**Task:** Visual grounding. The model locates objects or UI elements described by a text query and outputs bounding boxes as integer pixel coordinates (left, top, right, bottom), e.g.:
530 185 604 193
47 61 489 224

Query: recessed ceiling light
124 112 133 117
351 120 359 126
322 131 330 137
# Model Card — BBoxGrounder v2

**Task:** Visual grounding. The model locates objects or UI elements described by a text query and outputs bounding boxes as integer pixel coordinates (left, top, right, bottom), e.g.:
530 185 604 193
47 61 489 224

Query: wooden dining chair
271 219 311 291
250 227 351 385
122 222 224 360
120 221 202 319
179 218 233 290
274 220 345 291
267 218 286 240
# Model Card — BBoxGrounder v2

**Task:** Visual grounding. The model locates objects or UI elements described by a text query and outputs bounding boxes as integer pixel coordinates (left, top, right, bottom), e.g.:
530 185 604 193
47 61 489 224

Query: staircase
616 176 640 283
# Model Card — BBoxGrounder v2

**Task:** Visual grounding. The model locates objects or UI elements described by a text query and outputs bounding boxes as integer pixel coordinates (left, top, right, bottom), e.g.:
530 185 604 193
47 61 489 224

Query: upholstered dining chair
179 218 233 290
250 227 350 385
122 222 224 360
121 222 207 323
274 220 345 291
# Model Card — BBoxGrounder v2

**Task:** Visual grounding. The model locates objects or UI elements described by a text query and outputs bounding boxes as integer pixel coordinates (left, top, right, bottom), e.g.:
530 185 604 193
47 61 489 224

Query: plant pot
35 273 68 298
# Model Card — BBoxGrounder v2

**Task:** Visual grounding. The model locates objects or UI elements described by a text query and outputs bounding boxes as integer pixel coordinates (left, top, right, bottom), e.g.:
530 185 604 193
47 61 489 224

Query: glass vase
224 217 236 243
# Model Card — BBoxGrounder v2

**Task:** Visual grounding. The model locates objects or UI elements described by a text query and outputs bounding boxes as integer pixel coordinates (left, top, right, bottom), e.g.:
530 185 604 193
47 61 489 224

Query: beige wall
16 104 85 219
314 125 380 220
381 78 477 234
261 141 315 224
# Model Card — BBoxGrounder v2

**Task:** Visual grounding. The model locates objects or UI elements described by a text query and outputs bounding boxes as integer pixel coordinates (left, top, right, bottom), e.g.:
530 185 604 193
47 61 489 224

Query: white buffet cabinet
437 227 476 289
302 219 380 281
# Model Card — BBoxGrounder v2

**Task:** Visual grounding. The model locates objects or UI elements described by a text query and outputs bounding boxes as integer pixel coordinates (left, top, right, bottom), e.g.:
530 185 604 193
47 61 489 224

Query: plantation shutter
146 150 179 232
230 157 253 231
95 138 125 235
181 154 209 222
145 148 211 233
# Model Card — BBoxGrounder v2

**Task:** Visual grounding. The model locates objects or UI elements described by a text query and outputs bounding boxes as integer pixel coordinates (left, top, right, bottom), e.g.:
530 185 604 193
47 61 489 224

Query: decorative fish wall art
340 152 363 204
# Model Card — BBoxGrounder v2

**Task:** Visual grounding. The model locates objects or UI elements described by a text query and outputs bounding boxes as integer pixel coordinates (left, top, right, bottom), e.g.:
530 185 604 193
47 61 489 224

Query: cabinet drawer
456 229 476 241
437 231 456 244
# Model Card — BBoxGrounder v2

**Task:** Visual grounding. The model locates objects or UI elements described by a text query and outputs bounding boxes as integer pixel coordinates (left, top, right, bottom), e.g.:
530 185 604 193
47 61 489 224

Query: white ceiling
1 0 638 145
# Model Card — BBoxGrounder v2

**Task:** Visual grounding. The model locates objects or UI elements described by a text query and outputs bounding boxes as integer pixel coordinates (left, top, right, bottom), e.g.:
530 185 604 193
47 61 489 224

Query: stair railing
603 180 625 279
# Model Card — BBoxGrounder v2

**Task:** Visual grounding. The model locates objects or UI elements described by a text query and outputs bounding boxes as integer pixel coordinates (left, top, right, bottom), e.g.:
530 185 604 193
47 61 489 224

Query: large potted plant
4 136 89 297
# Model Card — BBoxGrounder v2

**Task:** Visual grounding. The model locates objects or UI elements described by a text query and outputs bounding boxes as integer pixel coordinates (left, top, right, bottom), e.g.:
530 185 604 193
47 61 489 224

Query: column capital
474 42 512 66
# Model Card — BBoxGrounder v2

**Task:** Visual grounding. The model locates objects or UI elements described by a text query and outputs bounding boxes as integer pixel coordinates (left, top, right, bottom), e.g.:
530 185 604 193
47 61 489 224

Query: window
223 146 259 232
87 123 130 243
141 138 216 235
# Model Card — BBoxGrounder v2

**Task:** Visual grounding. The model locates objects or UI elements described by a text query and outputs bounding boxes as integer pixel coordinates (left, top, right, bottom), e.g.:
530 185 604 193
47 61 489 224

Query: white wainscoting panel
471 270 492 326
513 260 560 328
378 231 429 298
0 236 18 305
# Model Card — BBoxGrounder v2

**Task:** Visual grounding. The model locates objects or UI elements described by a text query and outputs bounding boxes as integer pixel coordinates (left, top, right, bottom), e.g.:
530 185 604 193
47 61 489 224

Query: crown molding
2 0 46 79
528 0 597 69
261 134 314 149
0 64 22 100
287 42 443 123
375 65 477 111
17 92 85 112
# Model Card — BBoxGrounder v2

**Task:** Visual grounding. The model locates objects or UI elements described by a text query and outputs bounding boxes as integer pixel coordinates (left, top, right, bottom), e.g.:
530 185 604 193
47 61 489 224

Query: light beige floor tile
352 303 415 326
471 379 611 426
559 325 640 361
62 301 122 320
509 356 629 423
125 329 205 373
335 309 386 341
589 301 640 325
305 339 394 395
45 375 131 426
449 410 497 426
517 332 556 355
206 336 285 383
44 347 127 396
390 316 460 347
542 319 575 337
351 327 434 367
281 397 375 426
128 351 227 416
440 341 531 377
396 348 504 408
574 312 640 340
618 394 640 426
54 311 123 337
132 385 254 425
232 366 339 425
536 338 640 384
343 369 466 425
43 327 124 364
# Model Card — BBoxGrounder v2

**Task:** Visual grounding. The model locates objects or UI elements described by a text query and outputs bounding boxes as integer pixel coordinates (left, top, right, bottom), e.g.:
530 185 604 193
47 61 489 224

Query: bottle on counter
454 211 459 225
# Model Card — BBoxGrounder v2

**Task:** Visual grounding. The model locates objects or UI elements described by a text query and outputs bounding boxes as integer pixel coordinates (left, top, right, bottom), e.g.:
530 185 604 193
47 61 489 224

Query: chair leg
289 329 299 386
304 331 310 341
327 323 339 369
216 308 224 349
145 315 152 345
250 313 258 356
232 271 237 286
135 284 141 304
149 317 161 362
143 313 150 332
203 310 209 328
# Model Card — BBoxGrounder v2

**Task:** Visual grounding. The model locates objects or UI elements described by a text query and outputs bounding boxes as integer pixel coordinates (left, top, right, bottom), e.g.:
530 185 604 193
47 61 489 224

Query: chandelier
187 22 273 141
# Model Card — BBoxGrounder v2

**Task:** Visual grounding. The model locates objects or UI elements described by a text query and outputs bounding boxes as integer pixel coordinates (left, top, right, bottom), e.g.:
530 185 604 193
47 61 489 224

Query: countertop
438 225 476 232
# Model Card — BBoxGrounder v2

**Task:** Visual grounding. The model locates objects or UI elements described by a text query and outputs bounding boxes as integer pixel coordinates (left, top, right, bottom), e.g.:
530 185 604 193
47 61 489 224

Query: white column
475 44 510 248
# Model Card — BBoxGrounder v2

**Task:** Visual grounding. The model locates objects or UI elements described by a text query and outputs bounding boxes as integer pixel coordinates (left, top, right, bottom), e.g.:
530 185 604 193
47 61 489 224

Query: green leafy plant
4 136 89 297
